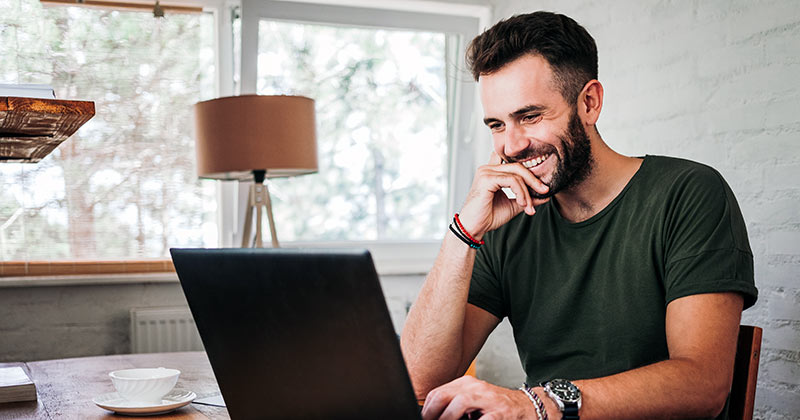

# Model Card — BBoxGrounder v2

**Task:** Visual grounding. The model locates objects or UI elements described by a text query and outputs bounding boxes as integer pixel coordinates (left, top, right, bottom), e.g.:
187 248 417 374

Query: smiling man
400 11 757 420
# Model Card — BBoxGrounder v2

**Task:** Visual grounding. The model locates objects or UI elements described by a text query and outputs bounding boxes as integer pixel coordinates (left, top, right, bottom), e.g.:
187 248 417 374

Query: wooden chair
464 359 477 377
729 325 762 420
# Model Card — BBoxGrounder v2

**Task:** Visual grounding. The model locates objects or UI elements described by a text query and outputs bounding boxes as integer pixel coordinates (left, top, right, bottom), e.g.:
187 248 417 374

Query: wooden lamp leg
263 182 279 248
241 173 280 248
241 184 254 248
254 183 264 248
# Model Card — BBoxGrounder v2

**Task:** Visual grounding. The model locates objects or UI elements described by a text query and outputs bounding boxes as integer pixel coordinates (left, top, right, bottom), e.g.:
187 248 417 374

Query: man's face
479 54 593 199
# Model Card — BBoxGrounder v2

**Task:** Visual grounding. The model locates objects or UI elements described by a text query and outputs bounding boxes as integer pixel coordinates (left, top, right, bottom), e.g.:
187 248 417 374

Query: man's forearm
401 232 476 396
564 356 731 420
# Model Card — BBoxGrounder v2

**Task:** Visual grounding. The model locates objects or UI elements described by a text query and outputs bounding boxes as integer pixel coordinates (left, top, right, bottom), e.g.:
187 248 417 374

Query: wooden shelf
0 96 95 163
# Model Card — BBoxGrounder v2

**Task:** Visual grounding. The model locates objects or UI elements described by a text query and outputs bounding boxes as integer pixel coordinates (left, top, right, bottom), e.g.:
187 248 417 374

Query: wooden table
0 352 229 419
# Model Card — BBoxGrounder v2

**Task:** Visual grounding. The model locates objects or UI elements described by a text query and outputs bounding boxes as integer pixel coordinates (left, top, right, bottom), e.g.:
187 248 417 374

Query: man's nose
504 123 529 158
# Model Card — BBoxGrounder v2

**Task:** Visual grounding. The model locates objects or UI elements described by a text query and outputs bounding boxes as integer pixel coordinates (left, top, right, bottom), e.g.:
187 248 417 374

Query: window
237 0 482 245
0 0 488 275
0 0 218 261
258 21 447 240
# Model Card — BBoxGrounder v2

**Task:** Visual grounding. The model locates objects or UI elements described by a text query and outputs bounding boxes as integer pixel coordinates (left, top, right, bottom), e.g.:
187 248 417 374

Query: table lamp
193 95 317 248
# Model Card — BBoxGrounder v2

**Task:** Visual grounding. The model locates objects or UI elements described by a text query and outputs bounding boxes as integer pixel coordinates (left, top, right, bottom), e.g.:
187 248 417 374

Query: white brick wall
480 1 800 418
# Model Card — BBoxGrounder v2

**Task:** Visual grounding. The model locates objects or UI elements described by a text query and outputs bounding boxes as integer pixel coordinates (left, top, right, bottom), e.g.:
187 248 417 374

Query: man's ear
578 80 603 126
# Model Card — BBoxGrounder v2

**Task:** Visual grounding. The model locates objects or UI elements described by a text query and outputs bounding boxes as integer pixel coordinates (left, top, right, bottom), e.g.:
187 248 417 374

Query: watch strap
562 403 579 420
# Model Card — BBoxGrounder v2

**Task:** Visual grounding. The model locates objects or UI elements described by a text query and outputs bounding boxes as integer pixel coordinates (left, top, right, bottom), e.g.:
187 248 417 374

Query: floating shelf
0 96 95 163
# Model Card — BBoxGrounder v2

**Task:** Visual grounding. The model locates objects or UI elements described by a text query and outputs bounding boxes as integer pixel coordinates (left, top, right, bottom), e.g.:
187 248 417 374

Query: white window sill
0 240 439 287
0 272 179 288
282 239 439 275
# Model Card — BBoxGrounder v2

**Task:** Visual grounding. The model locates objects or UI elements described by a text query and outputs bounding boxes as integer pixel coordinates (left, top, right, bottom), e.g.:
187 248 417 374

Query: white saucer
93 390 196 416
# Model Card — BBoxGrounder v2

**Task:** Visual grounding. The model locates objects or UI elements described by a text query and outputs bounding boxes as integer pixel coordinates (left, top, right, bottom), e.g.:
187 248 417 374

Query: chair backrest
729 325 762 420
465 359 477 377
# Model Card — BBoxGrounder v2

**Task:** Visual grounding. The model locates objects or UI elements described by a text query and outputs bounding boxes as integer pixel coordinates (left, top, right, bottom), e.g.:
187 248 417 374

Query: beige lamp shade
193 95 318 180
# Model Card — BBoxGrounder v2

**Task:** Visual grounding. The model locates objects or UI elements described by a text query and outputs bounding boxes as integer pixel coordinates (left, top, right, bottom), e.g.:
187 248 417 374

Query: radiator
130 307 204 354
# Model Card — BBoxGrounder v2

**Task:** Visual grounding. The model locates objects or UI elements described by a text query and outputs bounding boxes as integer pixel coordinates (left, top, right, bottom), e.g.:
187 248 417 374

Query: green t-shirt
468 155 757 418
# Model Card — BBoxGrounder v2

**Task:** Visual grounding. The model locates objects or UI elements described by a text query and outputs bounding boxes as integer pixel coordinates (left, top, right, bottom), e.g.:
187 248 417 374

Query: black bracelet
449 223 481 249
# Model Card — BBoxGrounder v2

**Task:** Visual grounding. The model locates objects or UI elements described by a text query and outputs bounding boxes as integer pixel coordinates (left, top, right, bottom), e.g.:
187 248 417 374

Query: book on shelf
0 83 56 99
0 366 37 404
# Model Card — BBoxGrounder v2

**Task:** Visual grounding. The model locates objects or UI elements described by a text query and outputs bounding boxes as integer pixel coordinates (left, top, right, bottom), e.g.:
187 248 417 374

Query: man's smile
519 153 551 169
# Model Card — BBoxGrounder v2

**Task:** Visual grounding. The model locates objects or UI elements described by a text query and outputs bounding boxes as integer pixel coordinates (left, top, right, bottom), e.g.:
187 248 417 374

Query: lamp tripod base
241 179 279 248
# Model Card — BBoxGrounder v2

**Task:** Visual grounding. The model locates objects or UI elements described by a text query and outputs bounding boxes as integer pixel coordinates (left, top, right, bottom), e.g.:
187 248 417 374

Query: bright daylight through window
0 0 217 260
257 20 448 241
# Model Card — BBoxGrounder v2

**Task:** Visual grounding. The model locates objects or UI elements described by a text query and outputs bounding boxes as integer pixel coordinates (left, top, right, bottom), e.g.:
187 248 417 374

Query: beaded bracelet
530 388 549 420
449 213 485 249
519 386 548 420
453 213 484 246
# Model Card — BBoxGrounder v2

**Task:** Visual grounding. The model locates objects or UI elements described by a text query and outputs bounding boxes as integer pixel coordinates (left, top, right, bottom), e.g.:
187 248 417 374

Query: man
400 11 757 420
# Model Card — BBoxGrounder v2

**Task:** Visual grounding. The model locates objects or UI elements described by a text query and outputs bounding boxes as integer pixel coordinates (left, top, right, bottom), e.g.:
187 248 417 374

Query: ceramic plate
93 390 196 416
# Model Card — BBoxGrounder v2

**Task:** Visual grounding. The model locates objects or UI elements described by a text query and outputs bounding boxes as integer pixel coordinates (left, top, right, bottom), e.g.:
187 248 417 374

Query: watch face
549 379 581 403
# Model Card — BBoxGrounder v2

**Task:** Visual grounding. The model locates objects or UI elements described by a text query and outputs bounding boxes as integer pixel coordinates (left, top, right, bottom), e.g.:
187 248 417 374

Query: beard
504 109 593 200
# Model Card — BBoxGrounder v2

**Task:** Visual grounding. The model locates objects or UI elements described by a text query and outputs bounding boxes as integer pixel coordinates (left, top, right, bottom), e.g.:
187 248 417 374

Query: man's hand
458 152 551 239
421 376 540 420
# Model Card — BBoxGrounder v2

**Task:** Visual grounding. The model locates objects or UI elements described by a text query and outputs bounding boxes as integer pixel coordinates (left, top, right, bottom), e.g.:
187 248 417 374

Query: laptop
171 248 423 420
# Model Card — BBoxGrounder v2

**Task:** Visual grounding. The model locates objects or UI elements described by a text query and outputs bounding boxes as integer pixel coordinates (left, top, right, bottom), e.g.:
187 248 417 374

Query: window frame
228 0 489 272
0 0 231 279
0 0 491 281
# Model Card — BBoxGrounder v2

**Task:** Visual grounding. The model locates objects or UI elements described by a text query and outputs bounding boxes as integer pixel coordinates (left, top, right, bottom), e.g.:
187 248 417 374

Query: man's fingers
500 163 550 195
422 378 538 420
423 377 484 420
438 395 476 420
421 387 451 420
478 165 544 211
506 177 533 210
481 161 549 196
422 377 481 420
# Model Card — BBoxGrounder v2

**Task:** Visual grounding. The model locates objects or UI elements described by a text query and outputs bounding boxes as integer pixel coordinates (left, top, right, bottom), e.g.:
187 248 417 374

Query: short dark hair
466 11 598 104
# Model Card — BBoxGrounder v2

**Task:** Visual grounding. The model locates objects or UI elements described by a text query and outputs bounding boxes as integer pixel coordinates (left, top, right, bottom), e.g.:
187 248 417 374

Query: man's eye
522 114 540 123
488 123 503 131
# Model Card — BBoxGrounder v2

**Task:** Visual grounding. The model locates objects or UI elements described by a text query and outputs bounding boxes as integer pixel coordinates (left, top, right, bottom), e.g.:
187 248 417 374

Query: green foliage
0 2 450 260
0 1 216 260
259 21 448 241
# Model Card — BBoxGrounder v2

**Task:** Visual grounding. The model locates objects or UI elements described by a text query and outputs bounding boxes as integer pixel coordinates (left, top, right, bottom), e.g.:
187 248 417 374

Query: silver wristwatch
542 379 582 420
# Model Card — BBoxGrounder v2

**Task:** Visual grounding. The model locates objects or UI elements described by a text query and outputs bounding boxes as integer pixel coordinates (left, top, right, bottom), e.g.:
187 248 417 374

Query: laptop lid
171 248 422 420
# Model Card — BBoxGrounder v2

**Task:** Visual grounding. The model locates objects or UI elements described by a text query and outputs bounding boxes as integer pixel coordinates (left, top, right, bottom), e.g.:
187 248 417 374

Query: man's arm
401 151 550 398
400 232 501 397
422 292 744 420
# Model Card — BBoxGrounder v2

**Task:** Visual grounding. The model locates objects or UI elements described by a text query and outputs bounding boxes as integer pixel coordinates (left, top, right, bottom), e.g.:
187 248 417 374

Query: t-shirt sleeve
663 166 758 309
468 240 507 319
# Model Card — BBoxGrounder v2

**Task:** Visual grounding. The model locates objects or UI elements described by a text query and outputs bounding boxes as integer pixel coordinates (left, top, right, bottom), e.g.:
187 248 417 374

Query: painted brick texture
482 1 800 418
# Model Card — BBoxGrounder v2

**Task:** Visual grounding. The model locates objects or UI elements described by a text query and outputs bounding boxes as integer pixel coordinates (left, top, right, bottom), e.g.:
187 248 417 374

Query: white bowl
109 367 180 405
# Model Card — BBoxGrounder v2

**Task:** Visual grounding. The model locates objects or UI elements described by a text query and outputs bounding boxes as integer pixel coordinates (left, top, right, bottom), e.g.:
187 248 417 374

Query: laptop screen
171 248 422 420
